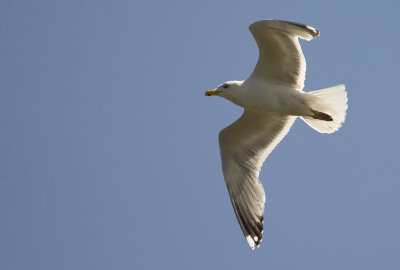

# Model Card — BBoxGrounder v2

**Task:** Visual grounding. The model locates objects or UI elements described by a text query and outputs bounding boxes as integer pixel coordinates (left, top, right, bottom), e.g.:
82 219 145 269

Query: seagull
205 20 348 250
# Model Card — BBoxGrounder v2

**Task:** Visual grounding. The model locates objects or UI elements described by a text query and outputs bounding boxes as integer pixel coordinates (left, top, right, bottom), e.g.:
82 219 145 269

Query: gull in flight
205 20 348 250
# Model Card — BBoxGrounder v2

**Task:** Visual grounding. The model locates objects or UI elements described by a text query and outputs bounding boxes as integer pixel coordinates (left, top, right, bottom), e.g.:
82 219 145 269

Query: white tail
301 84 348 134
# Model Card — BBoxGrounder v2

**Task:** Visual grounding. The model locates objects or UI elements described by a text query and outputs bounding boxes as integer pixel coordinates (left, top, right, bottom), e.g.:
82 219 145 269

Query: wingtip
246 235 256 250
307 25 320 38
246 234 263 250
249 19 320 40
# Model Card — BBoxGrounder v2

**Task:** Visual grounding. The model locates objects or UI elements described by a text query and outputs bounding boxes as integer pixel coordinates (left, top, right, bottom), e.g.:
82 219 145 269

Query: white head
205 80 244 104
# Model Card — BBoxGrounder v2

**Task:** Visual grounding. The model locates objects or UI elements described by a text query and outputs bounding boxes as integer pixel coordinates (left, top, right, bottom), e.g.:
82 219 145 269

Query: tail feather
301 84 348 134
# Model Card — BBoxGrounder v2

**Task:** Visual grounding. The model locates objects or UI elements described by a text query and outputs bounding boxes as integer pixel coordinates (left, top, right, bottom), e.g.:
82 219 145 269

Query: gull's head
205 81 243 102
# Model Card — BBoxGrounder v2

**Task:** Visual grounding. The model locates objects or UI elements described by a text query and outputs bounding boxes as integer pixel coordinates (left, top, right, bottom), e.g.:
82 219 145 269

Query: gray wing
248 20 319 90
219 109 296 249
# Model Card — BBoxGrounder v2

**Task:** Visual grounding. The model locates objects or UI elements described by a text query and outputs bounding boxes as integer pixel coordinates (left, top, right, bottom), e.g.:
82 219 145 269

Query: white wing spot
246 235 255 250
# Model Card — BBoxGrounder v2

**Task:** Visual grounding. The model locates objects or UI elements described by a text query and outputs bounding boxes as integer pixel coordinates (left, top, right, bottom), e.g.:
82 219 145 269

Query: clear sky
1 0 400 269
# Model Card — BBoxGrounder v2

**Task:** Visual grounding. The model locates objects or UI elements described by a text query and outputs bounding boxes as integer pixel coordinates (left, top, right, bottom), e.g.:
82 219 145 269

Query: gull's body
224 80 311 116
206 20 348 250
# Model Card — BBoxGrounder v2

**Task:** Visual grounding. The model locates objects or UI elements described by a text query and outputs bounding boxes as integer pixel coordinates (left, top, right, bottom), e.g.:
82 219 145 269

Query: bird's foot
311 109 333 121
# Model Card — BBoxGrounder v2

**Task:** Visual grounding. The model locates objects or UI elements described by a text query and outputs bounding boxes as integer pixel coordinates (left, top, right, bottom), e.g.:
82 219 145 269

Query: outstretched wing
219 109 296 249
249 20 319 90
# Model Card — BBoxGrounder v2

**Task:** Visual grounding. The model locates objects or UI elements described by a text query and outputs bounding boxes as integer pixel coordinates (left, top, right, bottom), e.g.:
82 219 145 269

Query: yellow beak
205 89 220 96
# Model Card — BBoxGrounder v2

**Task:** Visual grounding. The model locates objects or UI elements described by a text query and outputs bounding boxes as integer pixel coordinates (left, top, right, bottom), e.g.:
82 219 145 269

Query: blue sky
1 0 400 269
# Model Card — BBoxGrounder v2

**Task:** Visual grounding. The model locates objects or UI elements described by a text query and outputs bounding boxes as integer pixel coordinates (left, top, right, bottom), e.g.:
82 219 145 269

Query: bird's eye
223 84 229 89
